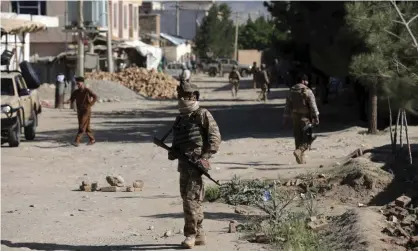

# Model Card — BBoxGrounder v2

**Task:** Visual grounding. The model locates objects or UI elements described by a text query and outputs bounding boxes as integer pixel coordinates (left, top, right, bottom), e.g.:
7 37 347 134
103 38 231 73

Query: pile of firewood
85 67 179 99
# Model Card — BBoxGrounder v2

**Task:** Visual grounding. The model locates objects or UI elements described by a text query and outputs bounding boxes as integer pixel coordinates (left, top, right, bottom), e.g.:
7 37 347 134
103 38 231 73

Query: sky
220 1 270 24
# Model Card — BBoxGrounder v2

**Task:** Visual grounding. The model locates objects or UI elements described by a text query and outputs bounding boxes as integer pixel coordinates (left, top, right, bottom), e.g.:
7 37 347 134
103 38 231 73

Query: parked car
1 70 42 147
204 58 252 77
163 62 183 80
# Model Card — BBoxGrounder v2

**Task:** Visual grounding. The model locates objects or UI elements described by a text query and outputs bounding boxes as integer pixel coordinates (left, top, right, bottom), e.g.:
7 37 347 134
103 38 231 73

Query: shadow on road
143 211 248 221
1 240 183 250
36 81 370 145
367 144 418 206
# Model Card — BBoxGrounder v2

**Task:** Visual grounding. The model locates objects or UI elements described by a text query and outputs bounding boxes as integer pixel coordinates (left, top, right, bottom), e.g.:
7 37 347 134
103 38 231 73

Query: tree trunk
388 98 394 153
368 82 378 134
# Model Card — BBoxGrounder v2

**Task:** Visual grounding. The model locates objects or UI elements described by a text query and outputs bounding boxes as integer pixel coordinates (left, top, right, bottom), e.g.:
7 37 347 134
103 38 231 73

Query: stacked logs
85 67 178 99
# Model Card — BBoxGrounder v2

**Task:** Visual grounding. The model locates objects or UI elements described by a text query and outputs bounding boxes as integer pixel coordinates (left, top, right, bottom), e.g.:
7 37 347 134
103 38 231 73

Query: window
231 60 238 65
124 5 127 29
113 3 117 29
220 59 228 64
11 1 46 15
1 78 15 96
134 7 138 30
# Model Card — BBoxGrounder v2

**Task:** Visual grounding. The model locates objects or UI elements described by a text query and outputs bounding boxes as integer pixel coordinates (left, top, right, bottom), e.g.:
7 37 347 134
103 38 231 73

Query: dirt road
2 76 416 251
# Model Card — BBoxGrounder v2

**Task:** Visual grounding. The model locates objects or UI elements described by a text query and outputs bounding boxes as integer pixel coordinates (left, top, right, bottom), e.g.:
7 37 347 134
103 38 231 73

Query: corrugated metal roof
1 18 46 34
160 32 186 46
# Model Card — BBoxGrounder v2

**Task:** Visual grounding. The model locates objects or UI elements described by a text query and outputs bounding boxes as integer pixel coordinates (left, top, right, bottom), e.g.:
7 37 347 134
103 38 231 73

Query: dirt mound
289 156 393 205
323 208 404 251
85 67 179 99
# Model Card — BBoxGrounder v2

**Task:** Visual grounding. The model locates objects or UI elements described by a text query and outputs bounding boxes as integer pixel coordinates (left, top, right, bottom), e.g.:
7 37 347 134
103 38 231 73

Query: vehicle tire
240 70 248 78
24 110 37 140
8 117 21 147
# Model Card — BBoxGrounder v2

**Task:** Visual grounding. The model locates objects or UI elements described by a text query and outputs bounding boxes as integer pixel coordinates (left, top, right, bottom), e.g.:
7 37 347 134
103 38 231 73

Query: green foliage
219 175 269 206
265 1 366 76
265 213 323 251
204 185 220 202
346 1 418 112
194 3 235 58
238 16 287 50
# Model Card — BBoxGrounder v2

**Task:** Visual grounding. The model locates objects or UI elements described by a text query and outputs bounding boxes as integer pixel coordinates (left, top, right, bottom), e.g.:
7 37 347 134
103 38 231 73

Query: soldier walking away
218 61 223 77
256 64 270 102
251 62 258 89
283 74 319 164
64 76 98 147
228 65 241 98
168 82 221 249
179 64 191 83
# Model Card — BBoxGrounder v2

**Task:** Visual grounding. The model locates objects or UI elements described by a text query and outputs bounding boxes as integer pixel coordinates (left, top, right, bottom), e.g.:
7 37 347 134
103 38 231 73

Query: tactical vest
290 85 310 114
172 109 204 153
230 70 239 79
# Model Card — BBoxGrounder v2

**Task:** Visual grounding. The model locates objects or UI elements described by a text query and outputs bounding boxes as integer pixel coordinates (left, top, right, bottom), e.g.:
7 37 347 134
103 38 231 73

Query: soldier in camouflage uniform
168 82 221 249
251 62 258 89
283 74 319 164
256 64 270 102
228 65 241 98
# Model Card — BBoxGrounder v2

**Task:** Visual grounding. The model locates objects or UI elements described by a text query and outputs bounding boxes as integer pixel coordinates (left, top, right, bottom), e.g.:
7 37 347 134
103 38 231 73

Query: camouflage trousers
257 84 268 101
292 113 311 162
179 161 205 237
230 80 240 97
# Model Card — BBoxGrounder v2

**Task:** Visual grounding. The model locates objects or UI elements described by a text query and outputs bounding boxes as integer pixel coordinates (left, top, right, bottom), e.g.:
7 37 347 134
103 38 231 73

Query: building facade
140 1 214 40
1 0 142 57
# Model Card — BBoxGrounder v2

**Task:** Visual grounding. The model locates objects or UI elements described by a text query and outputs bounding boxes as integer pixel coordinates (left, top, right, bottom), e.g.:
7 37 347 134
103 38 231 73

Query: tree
238 16 287 50
264 1 366 76
194 3 235 58
346 1 418 134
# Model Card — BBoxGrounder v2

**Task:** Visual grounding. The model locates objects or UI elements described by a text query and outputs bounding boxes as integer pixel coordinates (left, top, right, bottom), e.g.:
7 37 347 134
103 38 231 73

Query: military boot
301 152 307 164
181 236 195 249
293 149 302 164
195 233 206 246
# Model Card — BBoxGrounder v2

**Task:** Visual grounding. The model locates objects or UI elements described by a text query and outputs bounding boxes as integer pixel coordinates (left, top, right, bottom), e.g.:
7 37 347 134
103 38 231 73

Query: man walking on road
64 76 98 146
283 74 319 164
168 82 221 249
251 62 258 89
228 65 241 98
179 64 191 83
256 64 270 102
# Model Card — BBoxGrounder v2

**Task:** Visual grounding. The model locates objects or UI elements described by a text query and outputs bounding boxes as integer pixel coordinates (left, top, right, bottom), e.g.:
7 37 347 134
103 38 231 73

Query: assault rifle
153 136 221 186
302 123 317 149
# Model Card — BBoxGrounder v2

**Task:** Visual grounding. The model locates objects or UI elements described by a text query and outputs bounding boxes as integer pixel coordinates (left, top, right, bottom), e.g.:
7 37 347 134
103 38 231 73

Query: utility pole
234 12 239 61
106 1 114 73
72 0 84 109
76 0 84 77
175 1 180 36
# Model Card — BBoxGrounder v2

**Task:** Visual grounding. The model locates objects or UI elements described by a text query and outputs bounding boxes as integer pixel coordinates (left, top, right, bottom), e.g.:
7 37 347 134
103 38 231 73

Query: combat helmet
177 82 200 100
232 65 237 70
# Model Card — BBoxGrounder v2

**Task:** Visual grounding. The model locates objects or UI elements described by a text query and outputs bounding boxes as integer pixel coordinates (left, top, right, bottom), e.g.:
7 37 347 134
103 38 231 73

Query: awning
1 18 46 34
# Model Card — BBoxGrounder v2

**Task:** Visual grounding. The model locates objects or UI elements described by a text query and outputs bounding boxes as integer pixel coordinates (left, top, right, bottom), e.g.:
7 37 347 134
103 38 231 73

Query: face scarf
178 100 199 115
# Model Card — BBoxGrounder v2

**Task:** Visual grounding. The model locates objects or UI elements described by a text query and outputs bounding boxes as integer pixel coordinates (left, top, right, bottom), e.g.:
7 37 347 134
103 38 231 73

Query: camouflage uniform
283 83 319 164
251 62 258 89
228 68 240 97
256 65 270 102
170 82 221 248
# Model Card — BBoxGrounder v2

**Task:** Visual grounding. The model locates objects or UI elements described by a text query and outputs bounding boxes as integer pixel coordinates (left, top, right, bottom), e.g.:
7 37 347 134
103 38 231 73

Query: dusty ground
2 75 418 251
